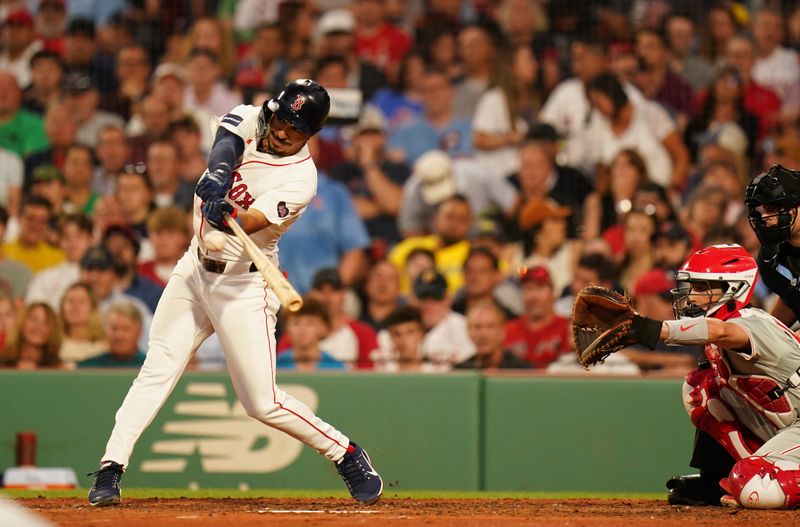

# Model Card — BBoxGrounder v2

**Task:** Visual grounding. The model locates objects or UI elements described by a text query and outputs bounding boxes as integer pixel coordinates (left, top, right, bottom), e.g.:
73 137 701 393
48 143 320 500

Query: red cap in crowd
633 269 675 299
519 265 552 286
5 10 34 26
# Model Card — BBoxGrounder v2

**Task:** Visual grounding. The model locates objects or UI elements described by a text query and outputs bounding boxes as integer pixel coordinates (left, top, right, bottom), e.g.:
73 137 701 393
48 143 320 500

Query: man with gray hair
77 301 145 368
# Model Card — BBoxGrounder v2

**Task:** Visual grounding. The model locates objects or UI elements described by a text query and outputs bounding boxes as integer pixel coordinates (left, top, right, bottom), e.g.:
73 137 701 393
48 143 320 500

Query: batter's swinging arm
223 212 303 312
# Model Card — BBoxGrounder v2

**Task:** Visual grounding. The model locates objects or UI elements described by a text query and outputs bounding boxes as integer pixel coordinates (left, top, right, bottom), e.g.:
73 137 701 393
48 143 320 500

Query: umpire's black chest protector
758 242 800 323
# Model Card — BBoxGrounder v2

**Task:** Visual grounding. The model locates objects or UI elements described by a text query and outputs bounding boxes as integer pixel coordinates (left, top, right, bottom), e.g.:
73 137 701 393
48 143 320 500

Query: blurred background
0 0 797 492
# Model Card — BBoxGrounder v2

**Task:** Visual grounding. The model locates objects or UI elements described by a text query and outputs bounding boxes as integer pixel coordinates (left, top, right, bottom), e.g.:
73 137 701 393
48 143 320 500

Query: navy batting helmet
258 79 330 137
745 164 800 246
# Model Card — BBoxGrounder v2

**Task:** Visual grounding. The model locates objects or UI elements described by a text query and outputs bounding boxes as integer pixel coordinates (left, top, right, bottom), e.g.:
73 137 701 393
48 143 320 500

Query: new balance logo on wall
140 382 319 473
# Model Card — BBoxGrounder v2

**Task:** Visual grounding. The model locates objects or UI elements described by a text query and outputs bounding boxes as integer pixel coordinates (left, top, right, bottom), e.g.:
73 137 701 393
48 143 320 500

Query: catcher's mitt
571 285 636 367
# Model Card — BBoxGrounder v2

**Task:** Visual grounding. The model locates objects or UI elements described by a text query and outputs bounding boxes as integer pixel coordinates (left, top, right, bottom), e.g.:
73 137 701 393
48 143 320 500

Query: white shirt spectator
184 83 243 121
752 46 800 113
233 0 281 31
540 79 645 174
25 261 80 310
370 331 448 372
580 98 676 187
545 352 641 375
321 324 360 364
0 147 22 210
77 112 126 148
421 311 475 368
399 156 518 234
0 39 41 88
472 87 528 178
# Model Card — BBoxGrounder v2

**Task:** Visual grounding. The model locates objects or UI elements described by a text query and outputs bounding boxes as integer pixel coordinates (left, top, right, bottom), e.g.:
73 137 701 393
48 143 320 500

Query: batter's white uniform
101 104 350 467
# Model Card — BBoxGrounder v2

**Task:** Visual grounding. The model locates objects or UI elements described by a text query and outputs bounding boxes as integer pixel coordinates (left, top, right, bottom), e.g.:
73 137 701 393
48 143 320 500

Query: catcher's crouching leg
720 456 800 509
682 367 761 461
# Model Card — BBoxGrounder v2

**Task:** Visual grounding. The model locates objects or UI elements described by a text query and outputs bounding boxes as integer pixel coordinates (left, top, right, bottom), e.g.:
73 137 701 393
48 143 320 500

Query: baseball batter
87 80 383 506
609 245 800 509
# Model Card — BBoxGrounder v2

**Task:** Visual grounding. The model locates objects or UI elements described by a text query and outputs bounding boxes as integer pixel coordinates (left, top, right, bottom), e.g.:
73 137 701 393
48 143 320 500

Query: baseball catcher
573 244 800 509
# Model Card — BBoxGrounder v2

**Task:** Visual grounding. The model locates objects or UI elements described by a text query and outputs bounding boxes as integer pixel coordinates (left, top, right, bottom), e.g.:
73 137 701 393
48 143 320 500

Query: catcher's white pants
102 250 349 467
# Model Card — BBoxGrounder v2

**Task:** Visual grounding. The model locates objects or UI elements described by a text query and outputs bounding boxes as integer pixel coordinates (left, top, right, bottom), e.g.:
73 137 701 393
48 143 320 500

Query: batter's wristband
663 318 709 346
630 314 663 350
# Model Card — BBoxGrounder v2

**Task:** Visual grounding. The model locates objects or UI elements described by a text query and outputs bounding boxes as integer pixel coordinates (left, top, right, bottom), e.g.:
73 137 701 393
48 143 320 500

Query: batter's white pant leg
102 256 213 467
208 274 349 462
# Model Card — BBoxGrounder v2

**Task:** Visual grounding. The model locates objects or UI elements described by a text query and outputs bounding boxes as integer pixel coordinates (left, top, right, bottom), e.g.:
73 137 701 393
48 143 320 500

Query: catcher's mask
671 244 758 320
745 164 800 248
257 79 330 147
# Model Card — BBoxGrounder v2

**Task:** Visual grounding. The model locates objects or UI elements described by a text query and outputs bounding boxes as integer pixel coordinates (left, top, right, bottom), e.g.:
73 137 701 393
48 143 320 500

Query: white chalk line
257 509 380 514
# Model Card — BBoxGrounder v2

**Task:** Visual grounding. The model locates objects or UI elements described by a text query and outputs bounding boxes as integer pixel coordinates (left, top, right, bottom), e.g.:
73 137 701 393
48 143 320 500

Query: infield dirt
19 497 800 526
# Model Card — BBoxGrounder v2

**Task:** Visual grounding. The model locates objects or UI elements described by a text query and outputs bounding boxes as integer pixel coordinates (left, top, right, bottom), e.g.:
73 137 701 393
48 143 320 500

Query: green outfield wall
0 371 693 492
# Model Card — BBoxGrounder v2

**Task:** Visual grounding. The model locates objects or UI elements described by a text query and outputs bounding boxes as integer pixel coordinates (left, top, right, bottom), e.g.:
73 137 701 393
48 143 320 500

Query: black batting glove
195 167 232 202
201 198 235 234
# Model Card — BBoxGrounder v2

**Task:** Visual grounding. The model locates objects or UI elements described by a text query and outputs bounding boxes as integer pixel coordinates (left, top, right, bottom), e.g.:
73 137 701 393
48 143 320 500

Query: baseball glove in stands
571 285 662 367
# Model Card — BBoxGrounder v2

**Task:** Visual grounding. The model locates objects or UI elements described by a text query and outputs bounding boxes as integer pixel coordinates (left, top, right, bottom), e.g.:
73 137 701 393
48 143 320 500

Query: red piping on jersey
772 317 800 345
262 284 346 450
235 155 311 169
781 444 800 456
263 284 276 403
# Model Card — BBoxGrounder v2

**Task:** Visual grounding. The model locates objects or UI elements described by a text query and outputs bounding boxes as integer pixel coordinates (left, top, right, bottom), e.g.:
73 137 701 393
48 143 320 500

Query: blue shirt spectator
387 117 473 166
276 350 346 370
278 173 370 294
385 68 473 165
33 0 129 26
371 87 424 135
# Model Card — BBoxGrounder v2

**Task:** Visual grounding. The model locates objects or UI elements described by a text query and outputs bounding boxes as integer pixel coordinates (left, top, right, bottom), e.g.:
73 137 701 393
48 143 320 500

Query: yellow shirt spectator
4 240 65 273
7 196 65 273
389 235 471 295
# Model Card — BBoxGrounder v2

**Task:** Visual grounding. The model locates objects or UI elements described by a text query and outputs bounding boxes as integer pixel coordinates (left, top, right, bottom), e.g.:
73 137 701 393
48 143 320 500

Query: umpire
667 164 800 506
745 164 800 325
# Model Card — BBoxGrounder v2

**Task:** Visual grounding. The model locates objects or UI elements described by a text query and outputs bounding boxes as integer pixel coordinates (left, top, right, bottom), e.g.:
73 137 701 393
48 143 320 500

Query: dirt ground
17 497 800 527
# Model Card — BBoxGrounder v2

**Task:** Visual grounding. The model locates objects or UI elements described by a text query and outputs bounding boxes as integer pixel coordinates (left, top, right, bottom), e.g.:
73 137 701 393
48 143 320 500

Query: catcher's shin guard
720 456 800 509
682 368 761 461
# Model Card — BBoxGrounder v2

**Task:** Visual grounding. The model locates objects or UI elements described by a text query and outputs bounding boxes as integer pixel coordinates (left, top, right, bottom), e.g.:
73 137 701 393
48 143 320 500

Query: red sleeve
349 320 377 369
137 261 167 288
601 224 625 256
557 317 573 354
504 319 524 348
277 332 291 352
693 89 708 117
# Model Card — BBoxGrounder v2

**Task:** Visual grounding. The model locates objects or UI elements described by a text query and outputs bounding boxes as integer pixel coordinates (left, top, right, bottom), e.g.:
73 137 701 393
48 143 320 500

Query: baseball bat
223 212 303 312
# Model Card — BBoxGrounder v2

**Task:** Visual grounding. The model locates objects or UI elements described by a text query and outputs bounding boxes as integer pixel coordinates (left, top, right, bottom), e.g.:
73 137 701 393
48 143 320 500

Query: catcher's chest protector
709 350 797 431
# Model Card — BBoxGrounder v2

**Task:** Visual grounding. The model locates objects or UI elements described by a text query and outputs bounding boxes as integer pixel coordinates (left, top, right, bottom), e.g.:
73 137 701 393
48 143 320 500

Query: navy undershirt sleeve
208 127 245 173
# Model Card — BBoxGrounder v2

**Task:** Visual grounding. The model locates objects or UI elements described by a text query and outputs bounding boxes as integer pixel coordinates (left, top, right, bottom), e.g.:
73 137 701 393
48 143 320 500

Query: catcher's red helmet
672 244 758 320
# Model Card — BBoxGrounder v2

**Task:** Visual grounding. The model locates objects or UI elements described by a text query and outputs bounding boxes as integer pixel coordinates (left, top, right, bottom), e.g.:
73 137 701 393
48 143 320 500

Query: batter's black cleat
336 443 383 505
666 473 725 506
87 461 124 506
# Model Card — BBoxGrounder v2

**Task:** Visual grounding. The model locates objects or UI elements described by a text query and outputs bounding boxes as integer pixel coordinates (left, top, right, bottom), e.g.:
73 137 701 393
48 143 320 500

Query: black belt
197 248 257 274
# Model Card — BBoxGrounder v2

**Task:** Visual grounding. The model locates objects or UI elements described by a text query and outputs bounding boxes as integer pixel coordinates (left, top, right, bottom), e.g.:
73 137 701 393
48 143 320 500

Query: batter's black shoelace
337 457 369 490
88 465 122 491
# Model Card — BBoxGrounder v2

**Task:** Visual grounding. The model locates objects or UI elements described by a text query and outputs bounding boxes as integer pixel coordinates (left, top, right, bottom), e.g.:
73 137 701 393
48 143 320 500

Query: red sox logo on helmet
291 95 306 111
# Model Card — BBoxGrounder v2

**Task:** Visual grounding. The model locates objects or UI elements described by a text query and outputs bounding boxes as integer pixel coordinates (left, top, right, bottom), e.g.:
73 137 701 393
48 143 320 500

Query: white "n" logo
140 382 318 473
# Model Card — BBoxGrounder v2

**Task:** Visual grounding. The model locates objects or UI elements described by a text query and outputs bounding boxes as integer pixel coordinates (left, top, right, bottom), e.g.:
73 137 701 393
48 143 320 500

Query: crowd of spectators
0 0 798 375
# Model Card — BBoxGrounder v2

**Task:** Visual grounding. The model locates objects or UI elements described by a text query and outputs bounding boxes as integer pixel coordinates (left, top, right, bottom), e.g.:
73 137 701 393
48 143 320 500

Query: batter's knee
243 402 283 421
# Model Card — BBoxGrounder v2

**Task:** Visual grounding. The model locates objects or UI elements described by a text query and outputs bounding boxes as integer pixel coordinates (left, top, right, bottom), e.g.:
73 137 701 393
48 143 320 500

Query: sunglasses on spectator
124 162 147 175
